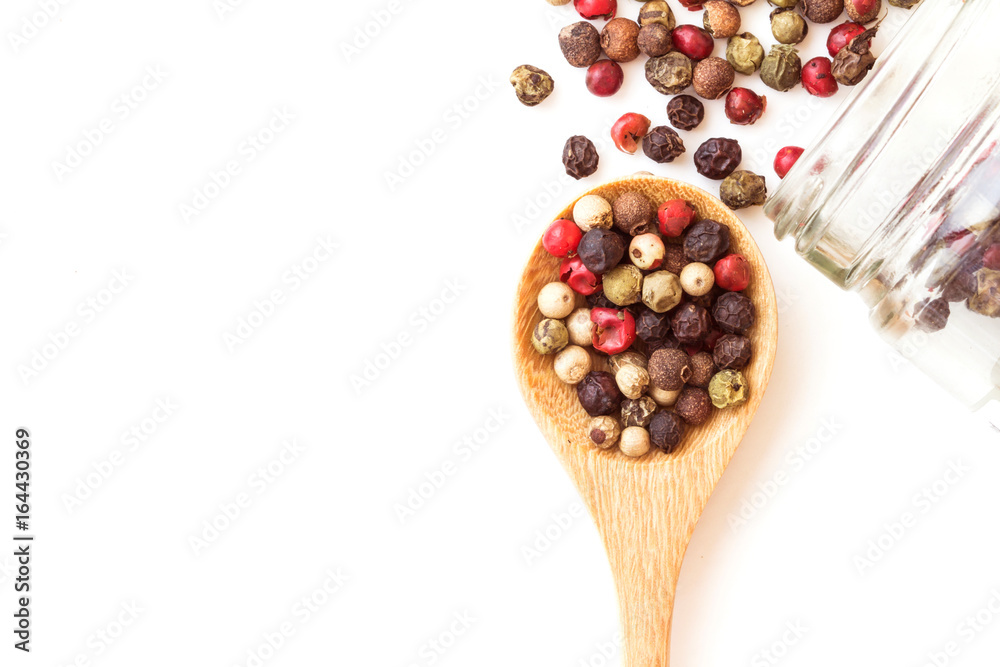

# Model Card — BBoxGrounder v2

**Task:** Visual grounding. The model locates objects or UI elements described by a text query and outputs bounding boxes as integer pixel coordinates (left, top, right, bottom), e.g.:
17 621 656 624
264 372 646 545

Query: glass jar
765 0 1000 415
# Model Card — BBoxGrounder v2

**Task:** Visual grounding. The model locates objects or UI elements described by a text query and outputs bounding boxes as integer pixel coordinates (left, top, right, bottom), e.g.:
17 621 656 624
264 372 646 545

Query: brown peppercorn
649 411 685 452
563 135 599 180
601 18 641 63
671 303 713 345
674 387 713 425
578 228 626 274
646 52 693 96
801 0 844 23
638 24 673 57
914 298 950 333
713 291 756 334
968 269 1000 318
577 371 623 417
713 334 752 369
509 65 555 107
667 95 704 131
942 269 977 303
663 244 691 275
642 126 686 164
832 27 877 85
559 21 602 68
703 1 741 38
694 138 742 180
636 308 672 342
727 0 756 5
688 351 717 388
613 192 656 236
684 220 731 263
692 57 735 100
846 0 880 23
622 396 658 428
649 348 693 391
588 415 621 449
639 0 676 29
720 170 767 209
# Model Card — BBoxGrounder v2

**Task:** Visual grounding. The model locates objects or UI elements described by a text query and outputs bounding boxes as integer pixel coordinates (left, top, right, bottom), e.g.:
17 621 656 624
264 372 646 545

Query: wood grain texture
512 175 778 667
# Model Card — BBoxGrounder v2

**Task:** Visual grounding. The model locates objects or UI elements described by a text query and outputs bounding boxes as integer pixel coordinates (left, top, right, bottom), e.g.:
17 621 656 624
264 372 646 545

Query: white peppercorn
587 416 620 449
679 262 715 296
615 364 650 400
573 195 614 232
620 426 652 457
538 281 576 319
566 308 593 346
610 350 647 374
629 233 665 270
554 345 592 384
648 386 681 407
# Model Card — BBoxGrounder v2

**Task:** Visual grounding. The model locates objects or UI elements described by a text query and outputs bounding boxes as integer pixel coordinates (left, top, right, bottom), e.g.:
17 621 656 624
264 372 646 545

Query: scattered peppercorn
832 24 877 85
713 334 752 369
692 57 735 100
688 351 717 388
532 318 569 355
667 95 705 131
914 298 950 333
941 269 977 303
801 0 845 23
574 0 617 20
802 56 839 97
601 18 641 62
649 347 693 390
510 65 555 107
726 32 765 75
703 1 741 38
770 7 808 44
638 24 673 57
724 88 766 125
613 192 655 236
969 269 1000 318
642 125 686 163
708 369 749 408
559 21 602 67
649 411 685 452
586 59 625 97
646 52 694 96
638 0 675 29
887 0 919 7
578 228 626 273
720 170 767 209
577 370 623 416
761 44 802 91
603 264 644 306
684 220 731 263
671 302 713 345
845 0 880 23
642 270 684 312
713 291 756 334
563 135 600 180
588 415 621 449
694 138 742 180
672 25 715 61
774 146 804 179
674 387 712 425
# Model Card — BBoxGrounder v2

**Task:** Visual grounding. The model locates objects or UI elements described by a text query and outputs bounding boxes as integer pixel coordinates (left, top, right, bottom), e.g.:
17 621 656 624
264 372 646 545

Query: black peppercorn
914 298 950 333
586 292 617 310
667 95 705 131
671 303 712 345
683 220 731 263
694 138 742 180
642 126 686 164
713 292 756 334
563 135 600 180
578 228 626 274
636 308 672 342
649 411 685 452
576 371 623 417
663 244 691 275
713 334 752 369
942 269 977 303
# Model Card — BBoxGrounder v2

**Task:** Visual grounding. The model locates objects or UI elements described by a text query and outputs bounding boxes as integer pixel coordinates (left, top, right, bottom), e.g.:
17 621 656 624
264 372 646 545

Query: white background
2 1 999 666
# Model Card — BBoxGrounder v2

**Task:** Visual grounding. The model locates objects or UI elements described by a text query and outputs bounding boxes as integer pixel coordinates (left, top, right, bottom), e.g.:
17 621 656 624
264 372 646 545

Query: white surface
2 1 998 666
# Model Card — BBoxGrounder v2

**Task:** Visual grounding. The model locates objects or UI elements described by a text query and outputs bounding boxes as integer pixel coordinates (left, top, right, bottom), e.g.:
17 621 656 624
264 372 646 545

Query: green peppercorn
642 271 683 313
532 318 569 354
646 52 693 96
726 32 764 75
639 0 676 29
768 0 800 7
509 65 555 107
760 44 801 92
887 0 920 7
603 264 644 306
708 369 748 408
770 8 808 44
720 170 767 209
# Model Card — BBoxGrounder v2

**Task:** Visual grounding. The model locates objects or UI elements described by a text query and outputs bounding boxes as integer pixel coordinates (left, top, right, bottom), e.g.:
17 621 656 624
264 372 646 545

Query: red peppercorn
657 199 697 238
574 0 617 21
543 219 584 258
984 244 1000 270
714 253 751 291
611 112 652 154
586 59 625 97
671 25 714 61
774 146 804 179
827 21 867 57
802 57 839 98
591 307 637 355
677 0 703 10
560 256 602 295
724 88 766 126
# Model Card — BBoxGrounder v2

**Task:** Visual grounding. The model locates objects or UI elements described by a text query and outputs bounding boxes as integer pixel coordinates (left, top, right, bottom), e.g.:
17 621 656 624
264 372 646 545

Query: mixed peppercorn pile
510 0 924 206
531 188 757 457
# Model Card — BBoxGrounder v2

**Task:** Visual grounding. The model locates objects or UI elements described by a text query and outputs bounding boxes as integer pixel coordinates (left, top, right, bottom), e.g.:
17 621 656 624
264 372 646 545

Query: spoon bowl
513 174 778 666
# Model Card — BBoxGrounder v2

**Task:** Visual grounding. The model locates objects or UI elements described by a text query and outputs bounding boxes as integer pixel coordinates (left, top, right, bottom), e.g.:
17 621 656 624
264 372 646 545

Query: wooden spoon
513 175 778 667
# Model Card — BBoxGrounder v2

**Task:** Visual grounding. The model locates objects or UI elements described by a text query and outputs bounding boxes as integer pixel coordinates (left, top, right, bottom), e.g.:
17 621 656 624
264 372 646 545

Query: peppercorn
616 364 650 399
724 88 766 126
672 25 715 61
968 269 1000 318
587 415 620 449
642 270 684 313
591 307 638 354
703 1 741 38
642 125 686 163
563 135 600 180
601 18 641 63
577 371 623 416
761 45 801 91
694 138 742 180
714 254 752 291
713 292 756 334
510 65 555 107
770 8 808 44
681 350 713 389
671 303 712 345
638 24 673 57
587 292 617 310
573 194 614 232
538 281 577 319
543 219 583 258
603 265 644 306
620 426 652 457
613 192 655 236
692 57 735 100
547 0 571 5
554 345 593 384
769 0 800 6
629 233 665 271
720 170 767 209
635 307 672 342
561 256 603 295
575 0 617 21
913 298 950 333
667 95 704 131
646 52 693 96
662 244 691 275
610 349 648 374
532 318 569 355
646 331 680 354
846 0 880 23
559 21 603 68
713 334 752 369
649 386 681 407
726 32 764 75
887 0 919 7
649 411 685 452
649 348 692 391
566 308 594 346
638 0 675 29
622 396 657 428
679 262 715 297
708 369 748 408
832 26 876 85
587 59 625 97
674 387 712 425
801 0 844 23
579 228 626 273
942 269 977 303
828 21 867 57
802 56 839 97
684 220 731 263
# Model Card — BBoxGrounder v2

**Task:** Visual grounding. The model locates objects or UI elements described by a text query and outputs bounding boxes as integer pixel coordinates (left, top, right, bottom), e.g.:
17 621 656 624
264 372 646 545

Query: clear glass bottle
765 0 1000 415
